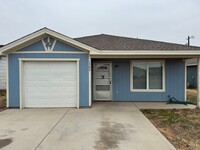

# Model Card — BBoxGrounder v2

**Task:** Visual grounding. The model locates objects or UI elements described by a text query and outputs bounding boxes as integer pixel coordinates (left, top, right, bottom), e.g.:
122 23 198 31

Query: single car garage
1 28 90 108
20 59 79 108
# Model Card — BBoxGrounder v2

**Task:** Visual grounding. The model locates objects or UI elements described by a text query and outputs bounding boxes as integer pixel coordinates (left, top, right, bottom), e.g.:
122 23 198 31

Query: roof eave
90 50 200 55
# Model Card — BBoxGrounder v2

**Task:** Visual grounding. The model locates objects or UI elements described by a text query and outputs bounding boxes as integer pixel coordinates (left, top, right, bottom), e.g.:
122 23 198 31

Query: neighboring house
1 28 200 108
186 58 197 89
0 45 6 90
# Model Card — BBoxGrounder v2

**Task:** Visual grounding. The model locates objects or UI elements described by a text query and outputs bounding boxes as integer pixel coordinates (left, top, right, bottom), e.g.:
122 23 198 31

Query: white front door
93 62 112 101
23 61 77 108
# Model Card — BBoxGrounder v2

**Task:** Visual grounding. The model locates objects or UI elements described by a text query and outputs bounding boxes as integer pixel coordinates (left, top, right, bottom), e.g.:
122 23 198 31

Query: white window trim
18 58 80 109
130 60 165 92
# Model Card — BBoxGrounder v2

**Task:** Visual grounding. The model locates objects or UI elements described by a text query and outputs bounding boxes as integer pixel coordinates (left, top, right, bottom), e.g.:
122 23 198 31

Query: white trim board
18 58 80 109
91 55 198 59
90 50 200 56
12 51 87 54
88 55 92 106
6 55 9 107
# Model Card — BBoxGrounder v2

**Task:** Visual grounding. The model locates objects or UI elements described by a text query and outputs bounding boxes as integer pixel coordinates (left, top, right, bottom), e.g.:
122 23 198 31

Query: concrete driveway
0 102 175 150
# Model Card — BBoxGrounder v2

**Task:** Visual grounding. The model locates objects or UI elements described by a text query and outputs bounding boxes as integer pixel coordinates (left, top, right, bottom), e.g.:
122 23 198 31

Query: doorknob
110 81 112 84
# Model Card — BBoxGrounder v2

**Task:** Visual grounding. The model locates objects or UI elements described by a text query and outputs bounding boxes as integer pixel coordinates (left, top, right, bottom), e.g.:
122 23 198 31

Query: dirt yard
0 90 6 111
142 109 200 150
142 89 200 150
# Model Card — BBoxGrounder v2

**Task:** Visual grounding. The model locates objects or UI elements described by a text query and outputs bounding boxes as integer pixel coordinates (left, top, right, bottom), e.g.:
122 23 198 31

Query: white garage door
23 61 77 108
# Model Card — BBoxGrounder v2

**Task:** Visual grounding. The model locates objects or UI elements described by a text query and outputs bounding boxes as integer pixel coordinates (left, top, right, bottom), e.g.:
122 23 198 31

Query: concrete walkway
0 103 175 150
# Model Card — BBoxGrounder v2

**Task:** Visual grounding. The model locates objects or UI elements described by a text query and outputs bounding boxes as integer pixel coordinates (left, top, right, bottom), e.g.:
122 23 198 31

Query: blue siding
109 59 185 102
8 53 89 107
18 38 84 52
53 40 83 52
18 41 45 51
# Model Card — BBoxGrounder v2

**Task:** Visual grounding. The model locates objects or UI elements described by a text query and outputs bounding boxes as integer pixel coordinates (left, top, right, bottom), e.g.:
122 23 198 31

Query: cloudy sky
1 0 200 46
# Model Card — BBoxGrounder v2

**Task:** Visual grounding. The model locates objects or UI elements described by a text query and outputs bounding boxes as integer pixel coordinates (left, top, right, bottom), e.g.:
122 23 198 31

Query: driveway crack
34 109 70 150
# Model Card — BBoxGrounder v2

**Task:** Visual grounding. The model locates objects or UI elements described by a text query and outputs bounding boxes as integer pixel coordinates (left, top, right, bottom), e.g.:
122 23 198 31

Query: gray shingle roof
74 34 200 50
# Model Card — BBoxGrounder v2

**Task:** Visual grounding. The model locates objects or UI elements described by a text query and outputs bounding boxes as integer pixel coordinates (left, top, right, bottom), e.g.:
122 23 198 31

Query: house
0 45 6 90
186 58 197 88
0 28 200 108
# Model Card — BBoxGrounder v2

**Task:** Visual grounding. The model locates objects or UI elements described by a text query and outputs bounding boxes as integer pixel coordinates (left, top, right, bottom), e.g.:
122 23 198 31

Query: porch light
115 65 118 70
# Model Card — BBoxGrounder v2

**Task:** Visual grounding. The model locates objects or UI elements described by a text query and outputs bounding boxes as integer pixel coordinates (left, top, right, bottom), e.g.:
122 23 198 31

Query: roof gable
0 28 98 55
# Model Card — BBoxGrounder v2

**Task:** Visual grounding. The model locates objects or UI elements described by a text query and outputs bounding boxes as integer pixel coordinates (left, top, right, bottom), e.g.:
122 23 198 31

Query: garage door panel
24 80 76 87
25 93 76 99
24 63 77 74
25 75 77 81
25 101 76 108
25 71 76 75
25 87 76 93
23 61 78 108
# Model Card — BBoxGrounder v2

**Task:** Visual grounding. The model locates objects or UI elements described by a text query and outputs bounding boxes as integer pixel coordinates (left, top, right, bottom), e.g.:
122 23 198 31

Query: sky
0 0 200 46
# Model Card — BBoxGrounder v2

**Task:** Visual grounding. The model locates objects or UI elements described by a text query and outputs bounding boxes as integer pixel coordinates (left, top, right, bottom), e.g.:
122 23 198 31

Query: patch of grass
142 109 200 150
187 89 197 105
0 90 6 109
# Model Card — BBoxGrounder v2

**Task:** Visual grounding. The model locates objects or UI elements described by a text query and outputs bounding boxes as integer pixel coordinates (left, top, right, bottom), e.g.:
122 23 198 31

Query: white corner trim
184 61 187 101
77 60 80 109
6 56 9 108
19 60 23 109
18 58 80 109
130 60 166 92
88 55 92 106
